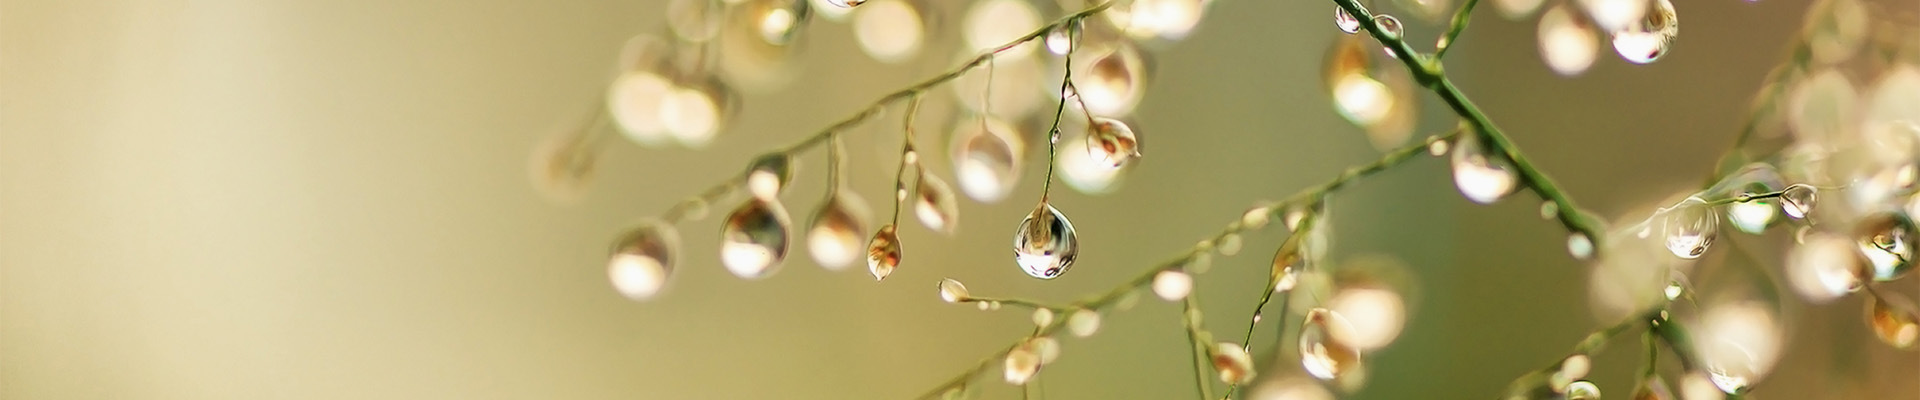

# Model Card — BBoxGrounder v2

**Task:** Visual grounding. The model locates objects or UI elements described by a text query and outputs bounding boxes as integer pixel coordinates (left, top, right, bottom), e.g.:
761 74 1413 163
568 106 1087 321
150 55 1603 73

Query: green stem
1433 0 1479 59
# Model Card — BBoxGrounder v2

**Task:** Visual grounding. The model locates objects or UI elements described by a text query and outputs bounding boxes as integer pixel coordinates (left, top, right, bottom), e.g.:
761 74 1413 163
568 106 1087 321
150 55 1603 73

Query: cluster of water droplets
1521 0 1681 76
1324 7 1419 150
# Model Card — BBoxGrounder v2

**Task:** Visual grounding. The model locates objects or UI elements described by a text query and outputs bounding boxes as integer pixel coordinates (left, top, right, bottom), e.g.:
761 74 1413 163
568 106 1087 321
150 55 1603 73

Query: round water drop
662 82 731 147
1697 302 1781 395
746 153 793 200
1370 15 1404 40
1567 232 1595 260
807 192 870 270
1075 43 1147 116
1334 6 1362 34
1855 211 1916 281
1327 286 1406 350
1003 342 1041 384
1661 197 1717 259
1451 133 1520 204
1045 19 1078 55
720 198 793 279
1153 270 1193 301
938 278 971 303
1610 0 1677 64
1211 342 1257 384
952 117 1023 202
868 225 903 280
1217 234 1243 256
1087 118 1142 168
607 70 677 146
1031 308 1055 327
915 172 960 234
1300 308 1363 381
1014 202 1080 279
1537 5 1599 76
852 0 923 63
1780 184 1817 219
1428 138 1450 156
1727 198 1776 234
1566 380 1601 400
1067 308 1101 337
608 221 680 301
1868 293 1920 349
1787 233 1865 303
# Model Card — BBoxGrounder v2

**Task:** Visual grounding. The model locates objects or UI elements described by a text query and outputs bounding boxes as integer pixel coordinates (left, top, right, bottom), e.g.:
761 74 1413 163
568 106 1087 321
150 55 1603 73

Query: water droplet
852 0 923 63
1660 197 1717 259
1580 0 1648 33
1540 201 1561 219
1664 279 1684 300
1188 252 1214 274
1045 19 1078 55
1868 292 1920 349
1086 118 1142 168
1679 373 1724 400
1566 380 1601 400
952 117 1023 202
939 278 971 303
1567 232 1596 260
1327 286 1407 350
662 80 732 147
1212 342 1257 384
720 199 793 279
1031 336 1061 364
1032 308 1055 327
1428 137 1450 156
1856 212 1917 281
1300 308 1363 381
1697 302 1781 395
916 172 959 234
1218 234 1244 256
1241 204 1273 230
1115 289 1142 311
962 0 1041 59
827 0 864 8
1153 270 1193 301
808 192 871 270
1451 133 1520 204
1561 354 1592 380
1371 15 1403 40
746 153 793 200
1780 184 1817 219
1609 0 1676 64
1075 42 1147 116
1537 5 1599 76
868 225 903 280
609 221 680 301
1067 308 1101 337
1014 202 1079 279
1727 198 1776 234
1788 232 1865 302
976 301 992 311
1003 341 1041 385
608 69 676 146
1334 6 1363 34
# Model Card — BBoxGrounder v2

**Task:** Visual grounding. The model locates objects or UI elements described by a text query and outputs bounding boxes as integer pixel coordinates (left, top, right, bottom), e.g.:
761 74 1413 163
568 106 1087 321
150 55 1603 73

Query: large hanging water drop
916 172 960 234
1014 202 1080 279
1211 342 1257 384
807 192 870 270
1610 0 1677 64
1334 6 1363 34
746 153 793 200
951 118 1023 202
1780 184 1817 219
1855 211 1916 281
868 225 902 280
1451 132 1520 204
720 198 793 279
608 220 679 301
1087 117 1142 168
1299 308 1363 381
1661 197 1718 259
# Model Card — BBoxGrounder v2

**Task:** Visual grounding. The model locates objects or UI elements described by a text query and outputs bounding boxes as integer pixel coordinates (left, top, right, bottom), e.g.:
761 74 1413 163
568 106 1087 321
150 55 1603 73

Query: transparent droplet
1537 5 1599 76
1855 212 1916 281
1059 129 1130 194
662 80 732 147
1664 278 1685 300
1300 308 1363 381
868 225 903 280
609 220 680 301
1032 308 1055 327
1086 118 1142 168
1868 292 1920 349
720 199 792 279
1566 380 1601 400
852 0 923 63
1568 232 1596 260
1030 336 1061 364
746 153 793 200
1660 197 1717 259
1697 302 1782 395
1187 251 1214 274
1451 133 1520 204
952 117 1024 202
1211 342 1257 384
808 192 871 270
1780 184 1817 219
1075 42 1147 116
1003 341 1041 385
1370 15 1403 40
1560 354 1592 381
1067 308 1101 337
1327 286 1407 350
1787 232 1865 303
1334 6 1362 34
916 172 959 234
1217 234 1244 256
1540 201 1561 219
1014 202 1079 279
1428 138 1450 156
608 70 677 146
1045 19 1078 55
1241 204 1273 230
1609 0 1676 64
939 278 971 303
1153 270 1193 301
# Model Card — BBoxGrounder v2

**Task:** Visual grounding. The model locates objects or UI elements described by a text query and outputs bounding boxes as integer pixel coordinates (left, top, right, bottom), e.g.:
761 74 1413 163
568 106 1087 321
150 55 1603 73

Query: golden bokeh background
3 0 1916 399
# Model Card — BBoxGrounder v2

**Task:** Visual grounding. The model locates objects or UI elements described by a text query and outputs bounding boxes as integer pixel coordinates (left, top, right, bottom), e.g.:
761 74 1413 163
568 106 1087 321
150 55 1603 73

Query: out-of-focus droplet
1059 129 1130 194
1609 0 1676 64
1664 278 1685 300
1046 19 1079 55
1807 0 1867 65
1493 0 1545 19
1560 354 1592 382
1102 0 1207 41
1539 201 1561 220
1580 0 1648 33
1566 380 1601 400
1727 199 1775 234
963 0 1041 60
609 221 680 301
853 0 923 63
1014 202 1079 279
1538 5 1599 76
1335 6 1363 34
1004 341 1041 384
1370 15 1403 40
1032 308 1055 327
1780 184 1816 219
939 278 971 303
1087 117 1142 168
1856 212 1916 281
916 172 959 234
1697 302 1781 395
1788 232 1865 303
1068 308 1101 337
1451 133 1520 204
1332 73 1395 127
1300 308 1362 381
808 192 870 270
951 117 1024 202
1428 138 1450 156
1242 204 1273 230
1660 197 1717 259
608 37 677 146
868 225 902 280
1323 35 1417 150
720 199 793 279
1789 69 1857 144
1568 233 1596 260
1633 376 1675 400
746 153 793 200
1075 42 1148 116
1680 373 1725 400
1868 292 1920 349
1212 342 1257 384
1031 336 1061 364
1327 286 1406 350
1153 270 1193 300
662 80 733 147
1590 231 1679 322
1217 234 1243 256
746 0 809 47
668 0 725 42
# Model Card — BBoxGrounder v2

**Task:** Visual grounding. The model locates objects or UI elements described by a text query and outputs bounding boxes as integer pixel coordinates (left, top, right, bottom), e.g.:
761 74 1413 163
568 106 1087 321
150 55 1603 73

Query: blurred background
3 0 1916 399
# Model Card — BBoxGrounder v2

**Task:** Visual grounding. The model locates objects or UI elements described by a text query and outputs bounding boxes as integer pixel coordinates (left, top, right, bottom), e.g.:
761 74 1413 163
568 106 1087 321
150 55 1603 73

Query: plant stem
1433 0 1479 59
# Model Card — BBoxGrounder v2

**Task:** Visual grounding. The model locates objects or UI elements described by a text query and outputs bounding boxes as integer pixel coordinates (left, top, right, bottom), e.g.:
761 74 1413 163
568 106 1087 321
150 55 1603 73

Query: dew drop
1855 212 1916 281
952 117 1023 202
1334 6 1363 34
1045 19 1078 55
1241 204 1273 230
808 192 871 270
607 69 677 146
1218 234 1244 256
1726 198 1776 235
1540 201 1561 219
916 172 959 234
662 81 731 147
1566 380 1601 400
1153 270 1194 301
1031 336 1061 364
1086 118 1142 168
1299 308 1363 381
852 0 923 63
720 198 792 279
868 225 903 280
1664 279 1685 301
1211 342 1257 384
1868 292 1920 349
1003 342 1041 385
1327 286 1407 350
1787 232 1865 303
1537 5 1599 76
1014 202 1079 279
1428 137 1450 156
1609 0 1676 64
1067 308 1101 337
1370 15 1404 40
1660 197 1717 259
1697 302 1781 395
609 220 680 301
1188 252 1214 274
1567 232 1596 260
1561 354 1592 380
1451 132 1520 204
939 278 971 303
1076 42 1147 116
1780 184 1817 219
1032 308 1055 327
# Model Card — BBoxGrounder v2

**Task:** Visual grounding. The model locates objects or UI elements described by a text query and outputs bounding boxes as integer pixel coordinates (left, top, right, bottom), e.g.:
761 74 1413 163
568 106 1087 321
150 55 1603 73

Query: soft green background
3 0 1915 399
